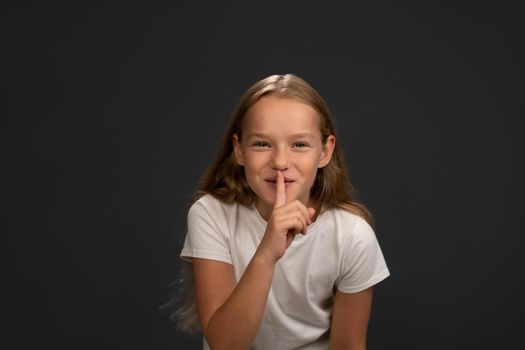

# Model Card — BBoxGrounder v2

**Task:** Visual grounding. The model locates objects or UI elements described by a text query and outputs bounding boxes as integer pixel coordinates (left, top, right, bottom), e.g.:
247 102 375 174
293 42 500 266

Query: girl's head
197 74 371 224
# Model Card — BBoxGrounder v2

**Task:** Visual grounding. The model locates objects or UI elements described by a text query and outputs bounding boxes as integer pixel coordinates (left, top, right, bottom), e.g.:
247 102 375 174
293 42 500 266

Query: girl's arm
329 288 373 350
193 254 275 350
193 171 313 350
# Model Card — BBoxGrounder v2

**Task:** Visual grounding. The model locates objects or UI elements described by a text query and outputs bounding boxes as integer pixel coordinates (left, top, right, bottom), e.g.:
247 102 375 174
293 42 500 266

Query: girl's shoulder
189 193 240 217
187 194 259 240
323 206 371 228
192 193 221 207
320 207 376 241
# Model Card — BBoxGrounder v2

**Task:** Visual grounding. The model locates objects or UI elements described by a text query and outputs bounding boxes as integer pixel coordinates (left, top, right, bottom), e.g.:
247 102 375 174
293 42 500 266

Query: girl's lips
265 179 294 187
265 177 294 182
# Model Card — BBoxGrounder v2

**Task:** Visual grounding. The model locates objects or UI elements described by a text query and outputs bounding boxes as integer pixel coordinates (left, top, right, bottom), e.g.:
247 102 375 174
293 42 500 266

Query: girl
175 74 389 349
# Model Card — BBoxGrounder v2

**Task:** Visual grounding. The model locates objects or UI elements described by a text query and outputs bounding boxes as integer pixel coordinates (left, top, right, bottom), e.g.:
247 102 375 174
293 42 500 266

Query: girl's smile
264 176 294 185
233 95 335 220
264 178 295 190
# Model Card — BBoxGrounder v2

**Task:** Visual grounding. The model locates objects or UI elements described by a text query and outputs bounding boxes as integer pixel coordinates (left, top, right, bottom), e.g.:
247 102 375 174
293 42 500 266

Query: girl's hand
256 170 316 264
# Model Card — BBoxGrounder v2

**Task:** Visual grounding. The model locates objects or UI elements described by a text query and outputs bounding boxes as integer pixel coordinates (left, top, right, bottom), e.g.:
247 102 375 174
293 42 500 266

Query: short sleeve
336 217 390 293
180 197 233 265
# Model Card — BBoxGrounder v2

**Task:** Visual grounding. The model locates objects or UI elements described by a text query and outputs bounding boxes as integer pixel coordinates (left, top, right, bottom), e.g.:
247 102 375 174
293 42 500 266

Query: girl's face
233 95 335 220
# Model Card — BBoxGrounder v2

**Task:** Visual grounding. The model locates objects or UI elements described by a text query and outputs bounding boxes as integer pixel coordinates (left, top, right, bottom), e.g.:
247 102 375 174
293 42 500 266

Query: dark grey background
3 1 524 349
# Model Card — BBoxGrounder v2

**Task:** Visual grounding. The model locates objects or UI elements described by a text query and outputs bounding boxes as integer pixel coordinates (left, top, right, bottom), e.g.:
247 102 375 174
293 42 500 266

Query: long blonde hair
169 74 372 333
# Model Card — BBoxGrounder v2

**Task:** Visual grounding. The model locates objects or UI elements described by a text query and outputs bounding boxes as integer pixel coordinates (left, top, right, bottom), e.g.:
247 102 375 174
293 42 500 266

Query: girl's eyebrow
245 132 316 140
290 133 316 139
245 133 269 140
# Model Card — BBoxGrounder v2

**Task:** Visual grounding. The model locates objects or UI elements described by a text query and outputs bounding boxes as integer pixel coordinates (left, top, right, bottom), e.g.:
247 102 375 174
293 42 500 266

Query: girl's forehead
243 96 321 132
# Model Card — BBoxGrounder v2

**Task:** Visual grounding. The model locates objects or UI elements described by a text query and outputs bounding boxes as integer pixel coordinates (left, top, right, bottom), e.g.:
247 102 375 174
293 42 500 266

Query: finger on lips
273 171 315 235
274 170 286 209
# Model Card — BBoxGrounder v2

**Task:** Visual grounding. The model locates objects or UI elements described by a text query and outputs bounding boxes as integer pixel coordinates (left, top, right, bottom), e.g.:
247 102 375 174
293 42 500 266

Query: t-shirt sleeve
180 197 233 265
336 217 390 293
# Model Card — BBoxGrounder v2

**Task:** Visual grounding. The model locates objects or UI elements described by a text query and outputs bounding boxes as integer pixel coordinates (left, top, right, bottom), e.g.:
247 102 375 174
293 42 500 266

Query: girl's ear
232 134 245 166
318 135 335 168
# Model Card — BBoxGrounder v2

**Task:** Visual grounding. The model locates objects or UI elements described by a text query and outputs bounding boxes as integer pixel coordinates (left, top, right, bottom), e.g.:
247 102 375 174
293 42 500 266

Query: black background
4 1 524 349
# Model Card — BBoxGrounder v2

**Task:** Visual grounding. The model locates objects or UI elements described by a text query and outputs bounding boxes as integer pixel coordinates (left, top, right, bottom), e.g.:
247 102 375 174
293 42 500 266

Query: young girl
175 74 389 349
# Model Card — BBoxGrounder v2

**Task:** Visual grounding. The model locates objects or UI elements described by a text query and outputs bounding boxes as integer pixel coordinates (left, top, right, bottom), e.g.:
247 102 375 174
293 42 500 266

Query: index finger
274 170 286 209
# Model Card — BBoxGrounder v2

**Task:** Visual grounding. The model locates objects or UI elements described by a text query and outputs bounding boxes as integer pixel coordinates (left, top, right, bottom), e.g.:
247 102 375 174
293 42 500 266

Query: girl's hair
196 73 372 221
169 73 372 333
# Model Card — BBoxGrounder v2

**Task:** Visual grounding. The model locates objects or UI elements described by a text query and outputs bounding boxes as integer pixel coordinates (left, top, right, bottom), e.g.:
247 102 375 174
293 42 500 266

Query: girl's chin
263 192 301 207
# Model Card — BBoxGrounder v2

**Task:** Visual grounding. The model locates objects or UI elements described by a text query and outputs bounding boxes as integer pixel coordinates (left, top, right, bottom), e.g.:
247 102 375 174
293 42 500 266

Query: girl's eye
293 142 309 148
252 141 270 147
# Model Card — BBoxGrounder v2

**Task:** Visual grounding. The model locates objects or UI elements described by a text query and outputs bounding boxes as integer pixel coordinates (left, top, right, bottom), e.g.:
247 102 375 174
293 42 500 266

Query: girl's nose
271 148 290 170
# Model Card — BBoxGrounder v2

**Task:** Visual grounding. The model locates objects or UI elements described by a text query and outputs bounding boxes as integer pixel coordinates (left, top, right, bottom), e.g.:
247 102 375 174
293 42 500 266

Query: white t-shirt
181 194 390 350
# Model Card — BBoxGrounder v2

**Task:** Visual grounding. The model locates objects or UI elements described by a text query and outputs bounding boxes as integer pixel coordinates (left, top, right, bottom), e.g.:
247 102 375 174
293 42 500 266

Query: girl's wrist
252 248 279 268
